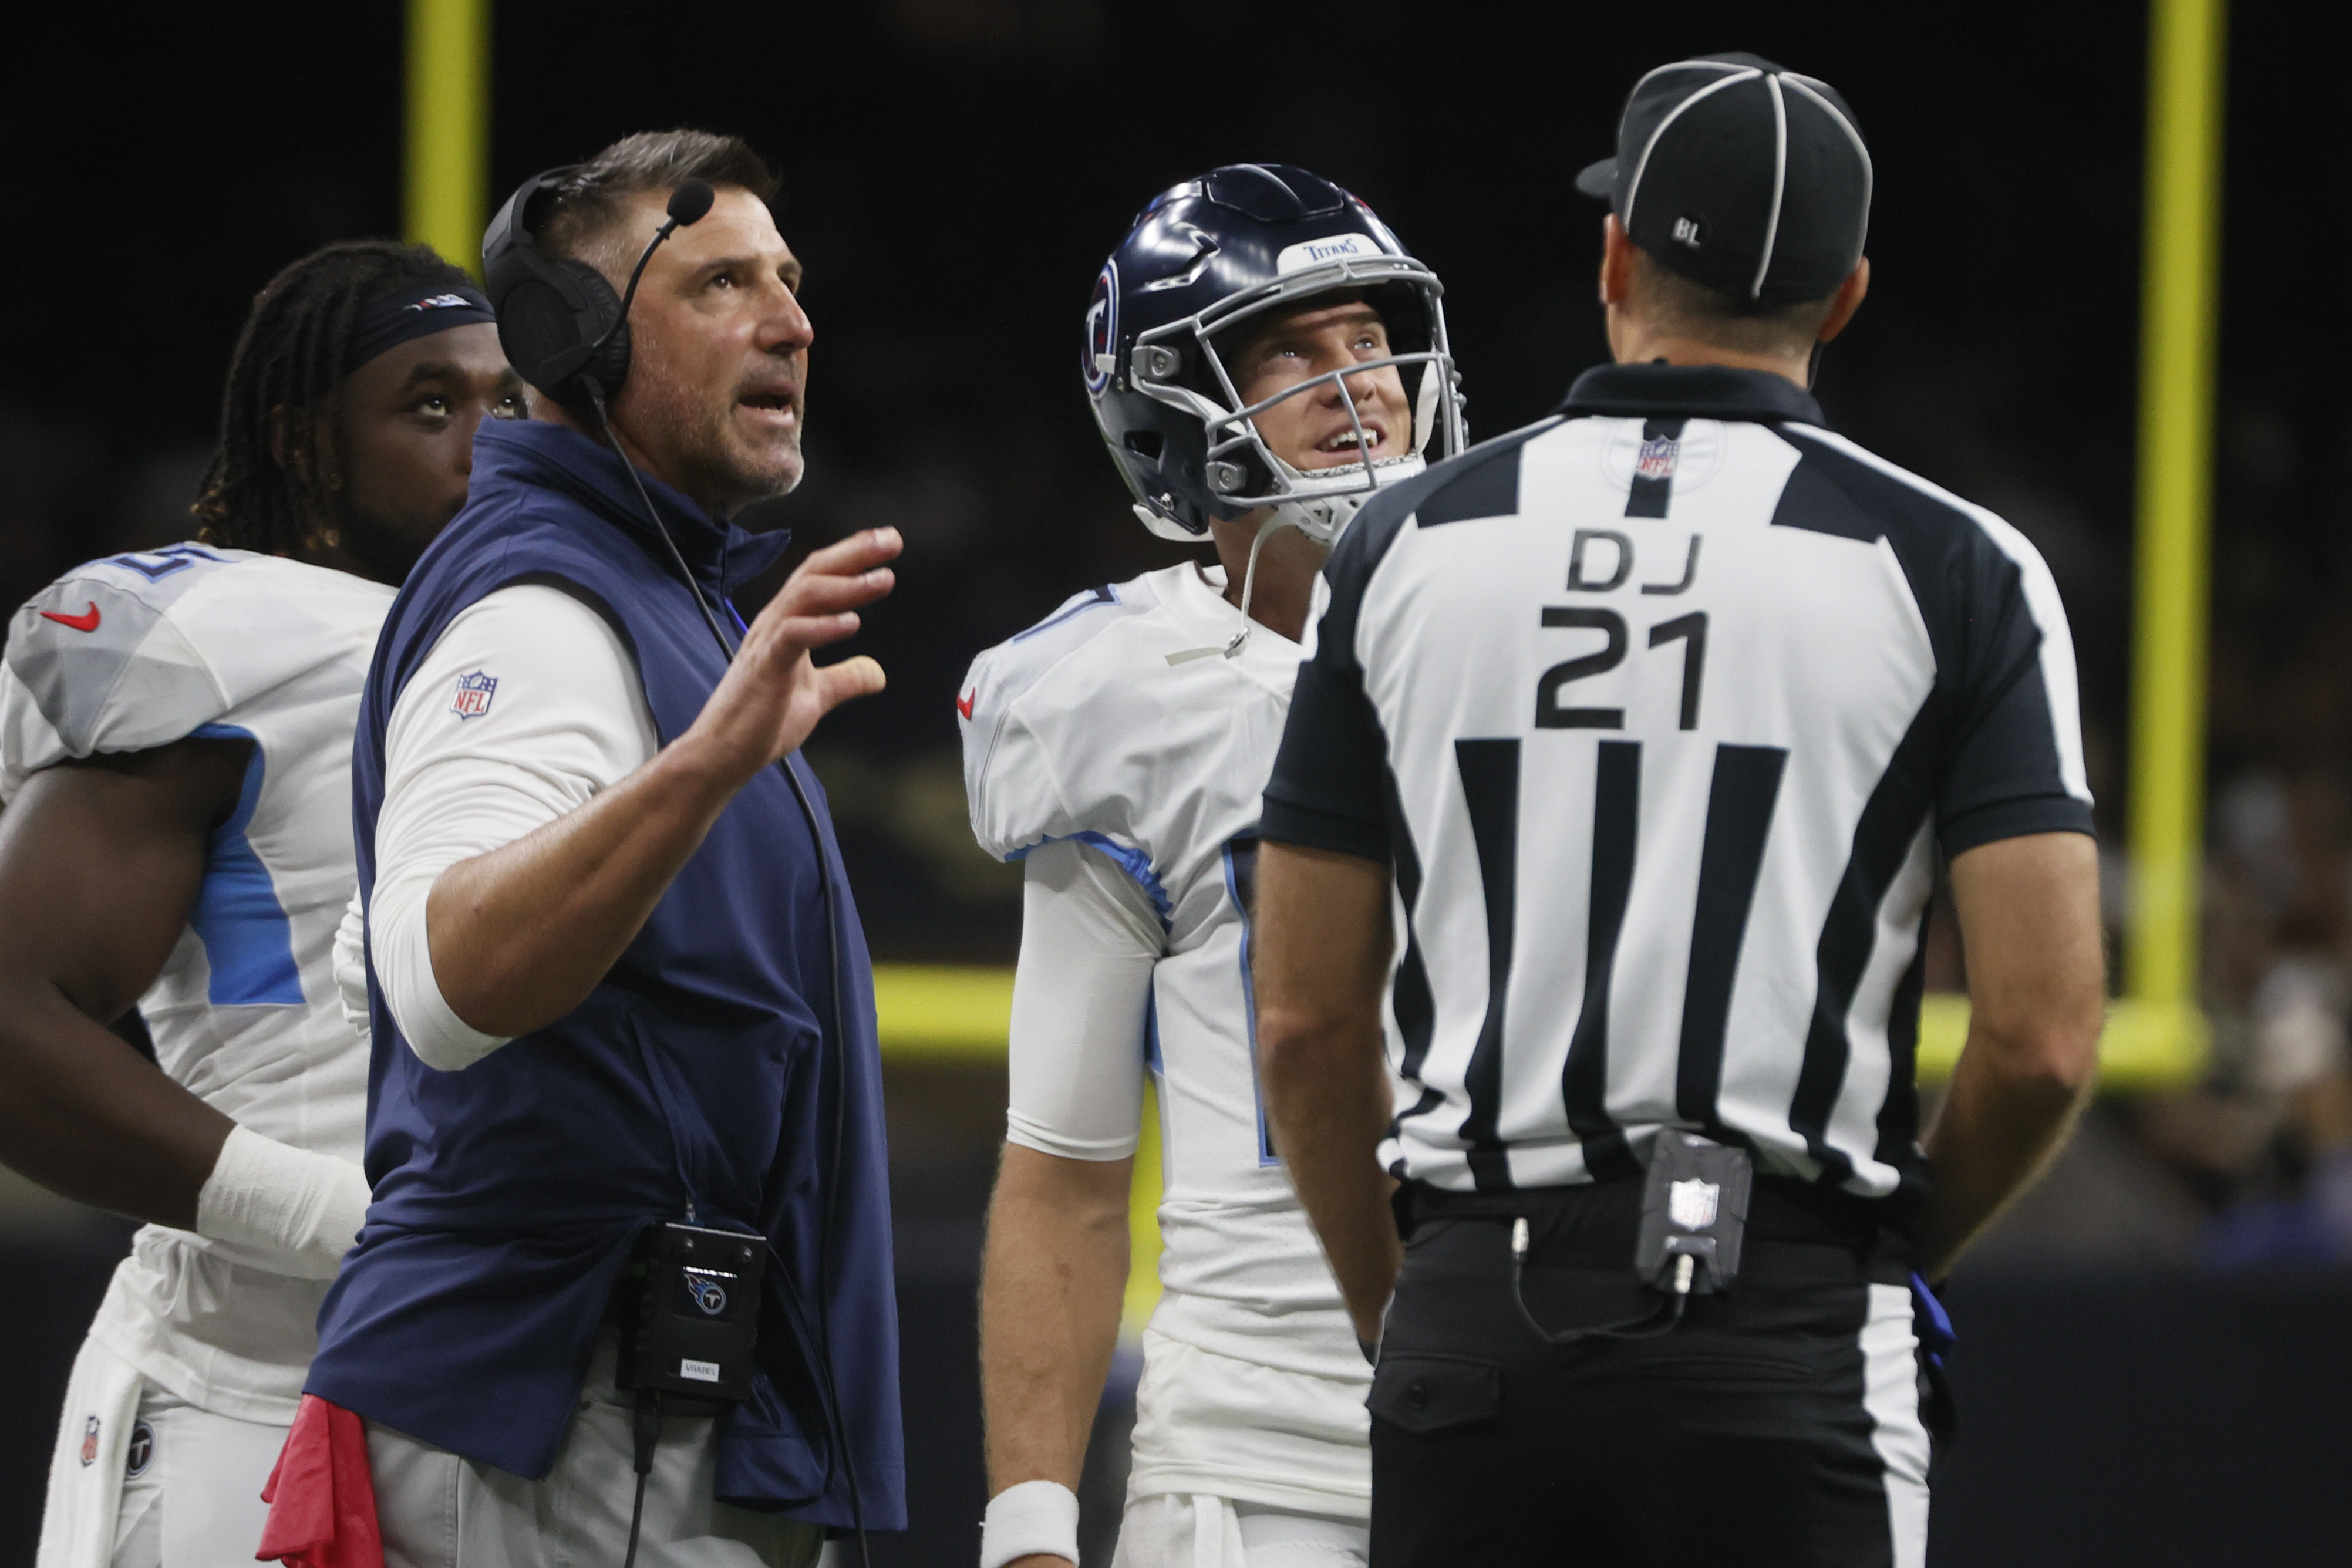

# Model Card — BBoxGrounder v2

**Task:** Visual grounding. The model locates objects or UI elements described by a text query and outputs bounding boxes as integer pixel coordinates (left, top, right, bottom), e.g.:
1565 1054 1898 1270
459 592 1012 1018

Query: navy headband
346 282 497 373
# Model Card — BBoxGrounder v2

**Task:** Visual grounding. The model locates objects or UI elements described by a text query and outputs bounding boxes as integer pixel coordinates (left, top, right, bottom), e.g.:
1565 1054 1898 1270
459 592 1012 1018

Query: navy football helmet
1084 164 1464 547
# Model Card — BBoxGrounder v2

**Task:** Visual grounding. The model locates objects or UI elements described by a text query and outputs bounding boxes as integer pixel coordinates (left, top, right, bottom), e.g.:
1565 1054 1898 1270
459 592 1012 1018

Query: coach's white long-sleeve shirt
353 584 659 1070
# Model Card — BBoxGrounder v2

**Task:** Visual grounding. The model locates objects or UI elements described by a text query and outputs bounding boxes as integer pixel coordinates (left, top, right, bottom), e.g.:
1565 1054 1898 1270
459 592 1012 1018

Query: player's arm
422 530 897 1038
981 1148 1131 1540
979 840 1155 1568
1254 841 1399 1348
1919 829 2103 1278
0 739 248 1224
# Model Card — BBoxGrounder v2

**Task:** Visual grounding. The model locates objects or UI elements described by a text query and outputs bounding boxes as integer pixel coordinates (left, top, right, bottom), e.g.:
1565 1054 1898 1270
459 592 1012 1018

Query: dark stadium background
5 2 2351 1562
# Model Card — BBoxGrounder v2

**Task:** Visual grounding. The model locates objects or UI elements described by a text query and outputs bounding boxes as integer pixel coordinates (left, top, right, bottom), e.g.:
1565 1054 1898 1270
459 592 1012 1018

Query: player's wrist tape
196 1125 372 1280
979 1479 1080 1568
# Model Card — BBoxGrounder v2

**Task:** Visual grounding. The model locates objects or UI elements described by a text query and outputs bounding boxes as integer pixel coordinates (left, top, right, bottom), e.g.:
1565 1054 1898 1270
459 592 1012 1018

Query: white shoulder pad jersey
961 562 1374 1509
0 542 394 1422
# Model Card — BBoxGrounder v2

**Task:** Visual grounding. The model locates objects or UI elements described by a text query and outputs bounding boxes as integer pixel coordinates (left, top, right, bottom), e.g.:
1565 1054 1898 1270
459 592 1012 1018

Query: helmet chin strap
1222 511 1300 659
1160 436 1423 666
1167 511 1302 666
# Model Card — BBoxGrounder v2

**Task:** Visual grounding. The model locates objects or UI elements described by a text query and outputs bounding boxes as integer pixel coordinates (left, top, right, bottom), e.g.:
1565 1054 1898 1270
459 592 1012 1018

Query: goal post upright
2125 0 2224 1058
405 0 490 279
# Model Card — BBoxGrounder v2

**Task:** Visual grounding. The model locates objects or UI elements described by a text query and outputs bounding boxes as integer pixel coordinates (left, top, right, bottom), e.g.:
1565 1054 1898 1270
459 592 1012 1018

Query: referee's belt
1396 1172 1907 1262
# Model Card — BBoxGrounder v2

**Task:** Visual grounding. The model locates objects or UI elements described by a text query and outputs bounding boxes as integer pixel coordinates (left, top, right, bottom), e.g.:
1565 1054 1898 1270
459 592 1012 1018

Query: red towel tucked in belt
255 1394 384 1568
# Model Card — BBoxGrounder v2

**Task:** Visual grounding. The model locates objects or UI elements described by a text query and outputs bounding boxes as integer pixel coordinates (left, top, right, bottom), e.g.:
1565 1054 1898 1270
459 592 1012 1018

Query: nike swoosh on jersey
955 688 976 720
39 602 101 632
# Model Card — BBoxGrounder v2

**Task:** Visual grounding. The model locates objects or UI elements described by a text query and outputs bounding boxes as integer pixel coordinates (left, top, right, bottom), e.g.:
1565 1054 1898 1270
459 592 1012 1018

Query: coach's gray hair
538 130 779 285
1629 245 1842 360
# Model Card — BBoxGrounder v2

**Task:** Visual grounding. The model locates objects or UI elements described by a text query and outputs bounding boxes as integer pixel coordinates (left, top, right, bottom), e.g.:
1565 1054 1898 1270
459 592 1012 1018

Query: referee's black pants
1370 1178 1932 1567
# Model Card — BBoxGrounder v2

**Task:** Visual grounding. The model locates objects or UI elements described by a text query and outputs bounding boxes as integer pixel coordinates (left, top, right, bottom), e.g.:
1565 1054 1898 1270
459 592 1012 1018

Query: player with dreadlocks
0 238 523 1568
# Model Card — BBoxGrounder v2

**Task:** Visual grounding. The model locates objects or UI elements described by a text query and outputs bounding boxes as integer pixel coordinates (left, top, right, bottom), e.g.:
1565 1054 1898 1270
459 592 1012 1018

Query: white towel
37 1334 143 1568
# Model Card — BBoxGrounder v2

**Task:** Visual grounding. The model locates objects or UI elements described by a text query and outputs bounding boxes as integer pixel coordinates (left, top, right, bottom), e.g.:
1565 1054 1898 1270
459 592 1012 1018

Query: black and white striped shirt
1261 362 2094 1201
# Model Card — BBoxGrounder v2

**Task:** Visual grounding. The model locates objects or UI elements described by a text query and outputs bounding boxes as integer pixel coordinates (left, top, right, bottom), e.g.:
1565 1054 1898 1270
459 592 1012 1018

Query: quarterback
0 241 521 1567
960 164 1464 1568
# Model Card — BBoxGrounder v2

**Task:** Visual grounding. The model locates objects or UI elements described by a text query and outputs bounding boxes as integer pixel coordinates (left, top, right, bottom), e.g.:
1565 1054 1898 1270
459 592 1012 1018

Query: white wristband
979 1479 1080 1568
194 1125 372 1280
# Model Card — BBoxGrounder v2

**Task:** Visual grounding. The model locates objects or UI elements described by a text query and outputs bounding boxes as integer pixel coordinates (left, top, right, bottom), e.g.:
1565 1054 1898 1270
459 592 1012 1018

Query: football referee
1252 53 2103 1566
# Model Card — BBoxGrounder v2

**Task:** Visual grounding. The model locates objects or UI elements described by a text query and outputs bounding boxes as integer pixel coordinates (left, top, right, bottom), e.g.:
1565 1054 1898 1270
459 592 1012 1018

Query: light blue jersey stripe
188 724 304 1006
1009 830 1174 926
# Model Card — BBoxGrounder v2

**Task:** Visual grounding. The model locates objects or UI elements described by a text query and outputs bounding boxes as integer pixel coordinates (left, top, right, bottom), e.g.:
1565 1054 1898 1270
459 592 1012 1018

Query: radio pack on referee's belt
615 1221 765 1402
1635 1131 1754 1295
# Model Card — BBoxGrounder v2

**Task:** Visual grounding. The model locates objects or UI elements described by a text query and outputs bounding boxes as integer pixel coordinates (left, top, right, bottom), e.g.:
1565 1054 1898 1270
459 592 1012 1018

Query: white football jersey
962 561 1372 1512
0 542 392 1424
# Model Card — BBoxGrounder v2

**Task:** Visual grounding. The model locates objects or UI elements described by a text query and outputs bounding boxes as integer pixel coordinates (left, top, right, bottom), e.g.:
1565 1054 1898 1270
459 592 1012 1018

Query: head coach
298 131 904 1567
1249 54 2103 1566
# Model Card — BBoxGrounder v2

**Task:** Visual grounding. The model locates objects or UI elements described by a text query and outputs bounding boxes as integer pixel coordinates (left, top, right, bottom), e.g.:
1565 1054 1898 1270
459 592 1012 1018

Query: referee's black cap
1575 53 1872 304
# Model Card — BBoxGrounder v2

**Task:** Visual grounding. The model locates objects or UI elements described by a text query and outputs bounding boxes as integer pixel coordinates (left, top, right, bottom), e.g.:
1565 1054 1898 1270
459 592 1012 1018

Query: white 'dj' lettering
1566 528 1701 597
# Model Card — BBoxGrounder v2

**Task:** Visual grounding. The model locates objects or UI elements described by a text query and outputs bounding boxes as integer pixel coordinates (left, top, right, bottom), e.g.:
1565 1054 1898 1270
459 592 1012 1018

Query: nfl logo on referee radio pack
1669 1176 1720 1231
450 670 497 719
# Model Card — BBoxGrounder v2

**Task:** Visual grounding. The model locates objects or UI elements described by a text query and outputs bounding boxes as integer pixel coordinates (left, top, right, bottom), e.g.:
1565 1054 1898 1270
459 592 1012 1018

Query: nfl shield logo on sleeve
79 1415 98 1466
450 670 497 719
1668 1177 1720 1231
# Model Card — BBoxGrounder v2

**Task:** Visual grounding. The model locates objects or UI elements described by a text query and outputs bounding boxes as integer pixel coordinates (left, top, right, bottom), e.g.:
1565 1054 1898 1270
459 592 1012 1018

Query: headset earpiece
483 167 635 419
497 258 629 412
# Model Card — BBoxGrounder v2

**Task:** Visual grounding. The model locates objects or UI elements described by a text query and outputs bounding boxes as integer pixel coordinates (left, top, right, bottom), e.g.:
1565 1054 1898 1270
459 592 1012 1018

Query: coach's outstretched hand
684 527 901 785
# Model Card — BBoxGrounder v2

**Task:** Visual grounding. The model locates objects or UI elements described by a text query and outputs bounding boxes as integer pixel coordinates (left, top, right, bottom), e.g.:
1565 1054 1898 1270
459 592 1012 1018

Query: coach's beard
626 371 807 518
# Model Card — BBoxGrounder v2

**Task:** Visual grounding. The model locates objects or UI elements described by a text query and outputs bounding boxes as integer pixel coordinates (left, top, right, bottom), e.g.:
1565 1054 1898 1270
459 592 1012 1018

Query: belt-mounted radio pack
1509 1131 1754 1344
1635 1130 1754 1296
612 1221 767 1568
615 1221 766 1403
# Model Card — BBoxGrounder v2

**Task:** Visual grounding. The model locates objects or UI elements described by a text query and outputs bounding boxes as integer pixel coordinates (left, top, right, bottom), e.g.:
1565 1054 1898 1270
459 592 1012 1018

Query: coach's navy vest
308 419 904 1528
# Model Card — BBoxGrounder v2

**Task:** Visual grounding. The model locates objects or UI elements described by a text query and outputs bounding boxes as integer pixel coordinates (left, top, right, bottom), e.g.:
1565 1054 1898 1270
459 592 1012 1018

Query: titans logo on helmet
1083 262 1118 397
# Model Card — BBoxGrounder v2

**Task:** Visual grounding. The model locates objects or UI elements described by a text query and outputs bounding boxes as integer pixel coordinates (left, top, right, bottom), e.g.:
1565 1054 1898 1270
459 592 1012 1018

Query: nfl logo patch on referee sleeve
450 670 497 719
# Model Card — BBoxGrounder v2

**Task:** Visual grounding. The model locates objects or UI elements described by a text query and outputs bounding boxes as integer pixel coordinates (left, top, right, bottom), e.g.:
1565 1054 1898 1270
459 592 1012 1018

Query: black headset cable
584 383 871 1568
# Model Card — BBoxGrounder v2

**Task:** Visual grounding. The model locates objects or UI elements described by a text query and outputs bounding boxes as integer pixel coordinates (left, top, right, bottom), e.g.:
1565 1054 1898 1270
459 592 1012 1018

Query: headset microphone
664 177 717 228
589 177 717 382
